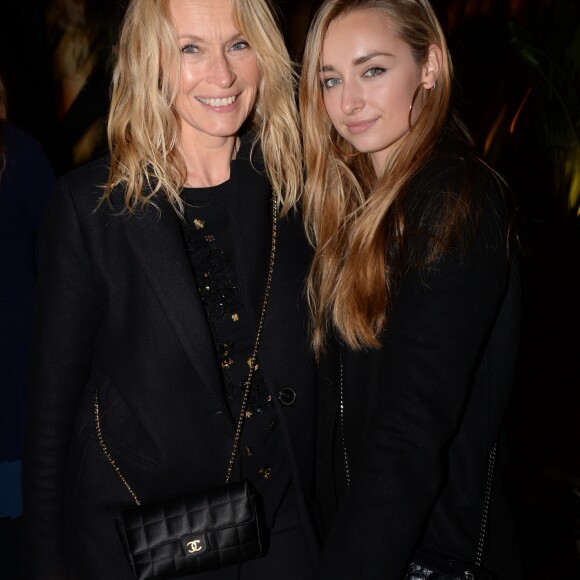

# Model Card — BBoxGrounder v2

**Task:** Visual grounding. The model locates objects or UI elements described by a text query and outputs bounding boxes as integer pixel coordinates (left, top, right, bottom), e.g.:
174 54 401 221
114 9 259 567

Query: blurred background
1 0 579 578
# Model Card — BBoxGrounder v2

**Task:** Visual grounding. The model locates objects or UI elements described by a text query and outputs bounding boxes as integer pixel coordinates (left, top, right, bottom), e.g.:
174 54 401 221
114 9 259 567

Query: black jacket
315 138 522 579
23 142 319 579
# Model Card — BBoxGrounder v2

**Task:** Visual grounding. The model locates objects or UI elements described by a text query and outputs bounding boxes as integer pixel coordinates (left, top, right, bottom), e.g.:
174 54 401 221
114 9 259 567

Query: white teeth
198 95 237 107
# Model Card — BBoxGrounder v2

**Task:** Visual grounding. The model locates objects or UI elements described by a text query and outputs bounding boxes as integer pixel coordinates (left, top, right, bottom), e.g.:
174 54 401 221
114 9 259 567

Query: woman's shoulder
1 121 54 172
403 128 513 258
48 156 118 219
56 155 111 192
410 128 507 211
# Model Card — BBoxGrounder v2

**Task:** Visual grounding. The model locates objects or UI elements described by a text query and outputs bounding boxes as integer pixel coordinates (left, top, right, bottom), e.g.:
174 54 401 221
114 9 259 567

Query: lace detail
180 216 273 415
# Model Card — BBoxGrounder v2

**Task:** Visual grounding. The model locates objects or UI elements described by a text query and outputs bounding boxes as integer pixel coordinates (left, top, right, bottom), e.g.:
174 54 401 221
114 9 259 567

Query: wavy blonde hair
300 0 470 354
104 0 302 215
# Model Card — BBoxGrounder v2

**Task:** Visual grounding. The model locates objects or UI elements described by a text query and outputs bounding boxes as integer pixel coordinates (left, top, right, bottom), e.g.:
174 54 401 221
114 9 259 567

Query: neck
181 135 239 188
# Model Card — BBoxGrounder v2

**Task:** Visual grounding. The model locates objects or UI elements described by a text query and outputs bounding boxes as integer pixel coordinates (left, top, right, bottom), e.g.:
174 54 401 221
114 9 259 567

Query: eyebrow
177 32 245 44
320 51 393 72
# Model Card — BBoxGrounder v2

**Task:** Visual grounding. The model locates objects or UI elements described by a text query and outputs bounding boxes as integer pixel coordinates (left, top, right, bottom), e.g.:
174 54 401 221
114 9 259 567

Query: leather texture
120 480 266 579
406 549 496 580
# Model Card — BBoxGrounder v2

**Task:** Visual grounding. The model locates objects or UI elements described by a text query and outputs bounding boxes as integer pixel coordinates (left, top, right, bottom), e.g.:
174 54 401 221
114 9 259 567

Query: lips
197 95 237 107
345 118 377 134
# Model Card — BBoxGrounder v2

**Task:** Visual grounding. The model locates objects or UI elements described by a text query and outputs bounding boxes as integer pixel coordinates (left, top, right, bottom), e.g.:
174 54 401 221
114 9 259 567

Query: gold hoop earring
408 82 426 132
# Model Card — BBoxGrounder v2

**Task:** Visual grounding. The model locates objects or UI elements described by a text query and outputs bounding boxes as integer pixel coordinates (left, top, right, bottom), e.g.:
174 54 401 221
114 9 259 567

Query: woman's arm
22 176 101 579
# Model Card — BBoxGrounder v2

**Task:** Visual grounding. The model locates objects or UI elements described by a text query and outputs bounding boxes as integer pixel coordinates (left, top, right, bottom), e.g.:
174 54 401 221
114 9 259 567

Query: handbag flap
121 480 257 555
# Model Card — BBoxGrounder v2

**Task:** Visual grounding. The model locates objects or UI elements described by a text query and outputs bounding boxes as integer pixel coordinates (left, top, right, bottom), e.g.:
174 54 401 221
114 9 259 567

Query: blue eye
231 40 249 51
364 67 386 78
322 77 341 89
181 44 198 54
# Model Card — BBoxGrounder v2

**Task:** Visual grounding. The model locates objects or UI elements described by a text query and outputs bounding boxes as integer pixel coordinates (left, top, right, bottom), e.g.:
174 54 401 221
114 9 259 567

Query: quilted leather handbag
116 480 266 580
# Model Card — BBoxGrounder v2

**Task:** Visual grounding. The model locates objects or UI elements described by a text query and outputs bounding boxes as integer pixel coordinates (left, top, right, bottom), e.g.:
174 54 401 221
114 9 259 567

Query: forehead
322 8 404 61
169 0 238 37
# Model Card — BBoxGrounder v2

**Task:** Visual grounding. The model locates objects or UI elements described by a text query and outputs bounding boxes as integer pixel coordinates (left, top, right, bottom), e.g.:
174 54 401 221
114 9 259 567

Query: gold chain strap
95 194 278 505
225 193 277 483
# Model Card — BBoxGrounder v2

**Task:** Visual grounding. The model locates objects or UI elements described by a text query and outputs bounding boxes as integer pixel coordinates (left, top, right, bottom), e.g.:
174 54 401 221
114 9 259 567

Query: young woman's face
320 9 426 175
168 0 260 148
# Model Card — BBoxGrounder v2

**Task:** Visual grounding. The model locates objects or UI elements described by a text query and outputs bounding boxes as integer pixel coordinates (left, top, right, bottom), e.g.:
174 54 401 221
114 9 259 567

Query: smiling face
320 8 428 175
167 0 260 148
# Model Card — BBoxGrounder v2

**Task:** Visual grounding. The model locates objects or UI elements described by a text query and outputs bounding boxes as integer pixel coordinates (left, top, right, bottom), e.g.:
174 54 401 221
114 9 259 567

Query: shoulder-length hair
300 0 474 354
104 0 302 215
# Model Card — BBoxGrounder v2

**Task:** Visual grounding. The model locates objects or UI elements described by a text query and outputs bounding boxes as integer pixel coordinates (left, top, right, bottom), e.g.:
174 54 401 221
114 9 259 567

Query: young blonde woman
23 1 319 578
300 0 522 578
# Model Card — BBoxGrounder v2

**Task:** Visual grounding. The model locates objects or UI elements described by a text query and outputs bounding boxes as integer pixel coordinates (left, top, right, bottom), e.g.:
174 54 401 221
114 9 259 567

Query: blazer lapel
124 199 226 407
228 159 272 335
259 209 314 387
228 158 314 388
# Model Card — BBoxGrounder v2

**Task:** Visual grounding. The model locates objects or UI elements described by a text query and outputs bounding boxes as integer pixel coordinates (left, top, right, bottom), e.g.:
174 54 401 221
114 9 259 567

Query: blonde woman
300 0 522 578
23 1 319 578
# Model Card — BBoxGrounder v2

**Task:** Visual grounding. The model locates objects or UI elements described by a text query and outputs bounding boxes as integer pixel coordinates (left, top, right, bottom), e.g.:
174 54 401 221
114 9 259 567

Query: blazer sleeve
316 175 514 578
22 176 101 579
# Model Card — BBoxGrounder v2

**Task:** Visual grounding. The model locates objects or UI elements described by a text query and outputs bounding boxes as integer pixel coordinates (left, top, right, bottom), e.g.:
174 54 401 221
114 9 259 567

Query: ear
421 44 442 89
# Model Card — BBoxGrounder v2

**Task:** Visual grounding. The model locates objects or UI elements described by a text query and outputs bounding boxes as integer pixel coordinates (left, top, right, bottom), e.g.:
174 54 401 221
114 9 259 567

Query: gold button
259 466 272 480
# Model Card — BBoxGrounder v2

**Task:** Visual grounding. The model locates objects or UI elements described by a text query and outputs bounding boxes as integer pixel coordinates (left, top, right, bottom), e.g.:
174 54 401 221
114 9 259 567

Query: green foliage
502 0 580 218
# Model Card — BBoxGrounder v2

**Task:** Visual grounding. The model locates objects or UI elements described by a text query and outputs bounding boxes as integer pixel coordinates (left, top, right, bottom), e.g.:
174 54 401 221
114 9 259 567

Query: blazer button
277 387 296 406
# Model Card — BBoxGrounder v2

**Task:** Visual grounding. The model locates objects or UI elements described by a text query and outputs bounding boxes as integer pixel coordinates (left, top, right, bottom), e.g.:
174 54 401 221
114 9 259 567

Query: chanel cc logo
187 539 203 553
181 534 208 558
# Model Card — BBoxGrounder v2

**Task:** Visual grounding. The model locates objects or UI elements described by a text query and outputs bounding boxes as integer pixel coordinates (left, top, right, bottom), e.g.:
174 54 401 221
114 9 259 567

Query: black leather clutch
118 480 267 580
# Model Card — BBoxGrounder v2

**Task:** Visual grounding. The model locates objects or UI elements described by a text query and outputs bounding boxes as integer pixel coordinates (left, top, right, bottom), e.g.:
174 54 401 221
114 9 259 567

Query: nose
208 52 236 88
341 81 363 115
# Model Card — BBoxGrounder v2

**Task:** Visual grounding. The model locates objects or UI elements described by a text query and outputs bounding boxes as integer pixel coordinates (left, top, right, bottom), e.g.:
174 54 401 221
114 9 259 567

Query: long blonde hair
300 0 469 354
104 0 302 215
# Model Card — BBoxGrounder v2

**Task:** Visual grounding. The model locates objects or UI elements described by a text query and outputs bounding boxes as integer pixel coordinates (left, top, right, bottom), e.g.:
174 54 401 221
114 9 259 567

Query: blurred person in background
0 72 55 578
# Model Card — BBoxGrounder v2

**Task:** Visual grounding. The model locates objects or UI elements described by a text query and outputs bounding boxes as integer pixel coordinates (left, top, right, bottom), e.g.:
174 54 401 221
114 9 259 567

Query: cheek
239 55 260 87
177 65 199 93
322 92 340 124
381 80 415 123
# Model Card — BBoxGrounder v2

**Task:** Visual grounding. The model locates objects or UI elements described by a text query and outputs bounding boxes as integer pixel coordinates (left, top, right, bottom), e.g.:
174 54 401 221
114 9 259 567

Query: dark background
1 0 579 578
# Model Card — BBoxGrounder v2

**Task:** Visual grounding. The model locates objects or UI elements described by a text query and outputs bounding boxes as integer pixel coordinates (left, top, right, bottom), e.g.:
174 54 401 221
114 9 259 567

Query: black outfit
23 134 319 579
315 133 522 579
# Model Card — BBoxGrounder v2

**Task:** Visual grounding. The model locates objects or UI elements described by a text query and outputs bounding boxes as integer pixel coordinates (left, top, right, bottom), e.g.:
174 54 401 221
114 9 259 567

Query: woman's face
168 0 260 148
320 9 426 175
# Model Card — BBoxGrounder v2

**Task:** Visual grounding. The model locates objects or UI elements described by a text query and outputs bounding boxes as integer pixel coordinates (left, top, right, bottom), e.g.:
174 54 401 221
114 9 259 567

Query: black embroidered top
180 180 273 419
179 170 294 519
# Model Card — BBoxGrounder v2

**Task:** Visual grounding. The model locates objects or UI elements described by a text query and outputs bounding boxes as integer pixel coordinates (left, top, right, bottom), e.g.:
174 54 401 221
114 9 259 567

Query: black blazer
23 147 319 579
315 140 522 579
